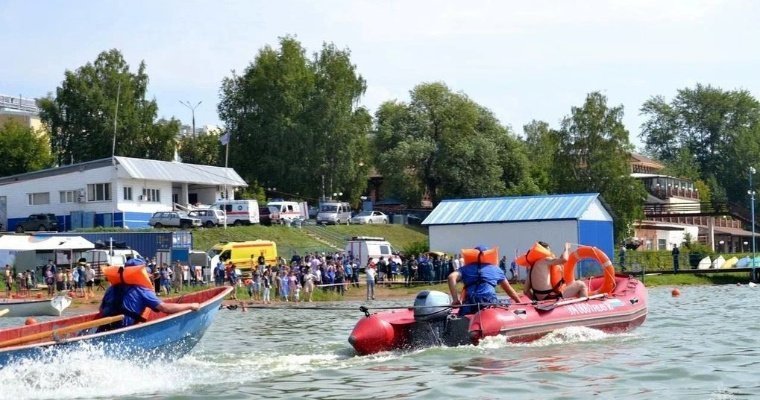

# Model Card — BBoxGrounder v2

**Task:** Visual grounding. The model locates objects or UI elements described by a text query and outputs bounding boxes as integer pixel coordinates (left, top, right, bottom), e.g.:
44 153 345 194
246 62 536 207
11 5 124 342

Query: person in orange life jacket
99 258 200 330
448 246 521 316
523 241 588 301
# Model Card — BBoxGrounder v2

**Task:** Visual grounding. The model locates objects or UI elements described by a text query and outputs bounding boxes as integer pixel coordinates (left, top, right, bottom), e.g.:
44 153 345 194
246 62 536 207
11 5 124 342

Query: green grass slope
192 224 428 258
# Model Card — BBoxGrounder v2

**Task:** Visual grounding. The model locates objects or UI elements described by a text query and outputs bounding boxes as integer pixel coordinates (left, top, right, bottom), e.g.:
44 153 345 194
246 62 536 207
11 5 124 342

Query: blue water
0 285 757 399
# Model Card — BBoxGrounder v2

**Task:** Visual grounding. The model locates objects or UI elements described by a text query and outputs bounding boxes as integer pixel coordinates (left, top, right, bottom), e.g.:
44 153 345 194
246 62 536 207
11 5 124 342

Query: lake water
0 284 757 399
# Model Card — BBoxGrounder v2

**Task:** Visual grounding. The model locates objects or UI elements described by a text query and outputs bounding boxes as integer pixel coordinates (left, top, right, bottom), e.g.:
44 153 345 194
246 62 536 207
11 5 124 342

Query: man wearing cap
447 246 521 316
99 258 200 330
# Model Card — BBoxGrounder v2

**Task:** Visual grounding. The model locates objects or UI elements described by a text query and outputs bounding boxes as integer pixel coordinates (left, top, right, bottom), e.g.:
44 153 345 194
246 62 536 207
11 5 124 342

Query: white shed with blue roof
422 193 614 268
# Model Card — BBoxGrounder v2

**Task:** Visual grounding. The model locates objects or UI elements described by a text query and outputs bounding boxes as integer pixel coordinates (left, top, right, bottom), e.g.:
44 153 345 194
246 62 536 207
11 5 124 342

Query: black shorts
86 281 94 288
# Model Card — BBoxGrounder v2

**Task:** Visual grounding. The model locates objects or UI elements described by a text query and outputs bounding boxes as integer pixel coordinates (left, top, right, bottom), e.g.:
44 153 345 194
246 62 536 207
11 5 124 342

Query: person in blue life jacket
447 246 521 316
99 258 200 331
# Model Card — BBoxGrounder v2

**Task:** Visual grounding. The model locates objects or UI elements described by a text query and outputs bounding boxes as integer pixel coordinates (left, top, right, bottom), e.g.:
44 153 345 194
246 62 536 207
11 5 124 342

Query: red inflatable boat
348 274 647 355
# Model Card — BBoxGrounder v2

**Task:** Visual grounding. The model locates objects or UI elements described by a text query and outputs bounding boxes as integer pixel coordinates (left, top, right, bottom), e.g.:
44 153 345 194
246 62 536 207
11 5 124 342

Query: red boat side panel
348 274 648 355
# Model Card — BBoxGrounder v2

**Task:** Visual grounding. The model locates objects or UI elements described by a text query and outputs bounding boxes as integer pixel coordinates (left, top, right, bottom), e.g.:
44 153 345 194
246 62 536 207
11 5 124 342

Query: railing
642 200 759 231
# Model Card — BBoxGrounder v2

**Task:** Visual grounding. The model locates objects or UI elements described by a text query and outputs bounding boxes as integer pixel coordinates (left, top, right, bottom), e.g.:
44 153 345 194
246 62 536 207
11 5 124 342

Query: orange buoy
671 288 681 297
25 317 37 325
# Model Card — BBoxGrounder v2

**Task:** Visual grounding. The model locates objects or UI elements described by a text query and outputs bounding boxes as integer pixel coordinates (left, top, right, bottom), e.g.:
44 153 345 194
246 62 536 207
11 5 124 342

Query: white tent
0 235 94 251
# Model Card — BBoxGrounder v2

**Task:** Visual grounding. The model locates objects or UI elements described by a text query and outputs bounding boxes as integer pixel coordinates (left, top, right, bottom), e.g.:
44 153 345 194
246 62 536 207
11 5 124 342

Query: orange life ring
102 265 154 291
563 246 616 295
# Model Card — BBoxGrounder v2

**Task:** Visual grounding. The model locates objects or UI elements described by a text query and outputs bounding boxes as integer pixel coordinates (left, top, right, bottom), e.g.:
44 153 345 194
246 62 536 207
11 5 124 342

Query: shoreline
4 271 749 315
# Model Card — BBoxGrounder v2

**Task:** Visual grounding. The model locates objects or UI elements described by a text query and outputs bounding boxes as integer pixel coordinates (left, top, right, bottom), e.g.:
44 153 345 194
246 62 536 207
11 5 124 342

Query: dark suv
16 213 59 233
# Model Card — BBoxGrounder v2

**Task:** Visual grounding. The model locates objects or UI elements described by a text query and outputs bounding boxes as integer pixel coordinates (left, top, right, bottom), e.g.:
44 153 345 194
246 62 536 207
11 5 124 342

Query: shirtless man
523 242 587 300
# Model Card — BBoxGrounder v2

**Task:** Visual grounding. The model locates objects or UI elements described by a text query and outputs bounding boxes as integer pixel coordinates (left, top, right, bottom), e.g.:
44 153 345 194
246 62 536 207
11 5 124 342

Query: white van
81 248 142 267
317 201 352 225
214 199 260 225
345 236 394 266
267 200 308 223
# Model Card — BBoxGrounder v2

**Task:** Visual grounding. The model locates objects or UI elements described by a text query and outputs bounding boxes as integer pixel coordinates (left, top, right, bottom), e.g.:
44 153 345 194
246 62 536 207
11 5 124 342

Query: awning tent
0 235 95 251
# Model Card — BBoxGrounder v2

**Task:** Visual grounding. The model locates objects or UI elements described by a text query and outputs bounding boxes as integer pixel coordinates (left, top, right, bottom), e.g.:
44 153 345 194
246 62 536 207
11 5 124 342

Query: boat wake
0 342 198 399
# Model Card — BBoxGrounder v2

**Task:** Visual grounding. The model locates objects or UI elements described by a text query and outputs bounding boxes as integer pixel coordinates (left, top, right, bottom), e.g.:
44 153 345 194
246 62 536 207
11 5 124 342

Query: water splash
0 343 196 399
521 326 611 346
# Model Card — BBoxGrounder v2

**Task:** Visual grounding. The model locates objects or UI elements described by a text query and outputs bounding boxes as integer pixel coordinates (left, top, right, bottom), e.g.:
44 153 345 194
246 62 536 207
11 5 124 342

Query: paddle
0 315 124 348
0 309 8 317
534 293 606 312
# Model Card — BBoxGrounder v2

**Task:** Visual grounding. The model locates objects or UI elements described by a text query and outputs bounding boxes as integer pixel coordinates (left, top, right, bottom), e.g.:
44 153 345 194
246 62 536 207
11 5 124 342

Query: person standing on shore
365 263 377 301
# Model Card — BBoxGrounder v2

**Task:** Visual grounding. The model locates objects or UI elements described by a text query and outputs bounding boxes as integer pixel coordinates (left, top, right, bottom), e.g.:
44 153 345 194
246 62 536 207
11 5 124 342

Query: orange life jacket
102 265 154 291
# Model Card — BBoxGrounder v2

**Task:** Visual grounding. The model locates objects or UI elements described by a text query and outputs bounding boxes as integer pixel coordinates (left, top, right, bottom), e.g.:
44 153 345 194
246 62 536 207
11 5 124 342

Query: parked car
188 209 227 228
148 211 202 229
350 211 389 224
258 206 278 226
15 213 59 233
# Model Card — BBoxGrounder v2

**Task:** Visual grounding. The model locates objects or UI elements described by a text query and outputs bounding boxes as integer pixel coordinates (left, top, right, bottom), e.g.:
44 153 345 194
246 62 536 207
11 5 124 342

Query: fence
619 250 757 273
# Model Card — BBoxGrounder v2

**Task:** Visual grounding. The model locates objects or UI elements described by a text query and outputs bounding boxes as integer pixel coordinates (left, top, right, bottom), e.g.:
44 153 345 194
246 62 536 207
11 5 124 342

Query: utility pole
751 166 757 281
179 100 202 137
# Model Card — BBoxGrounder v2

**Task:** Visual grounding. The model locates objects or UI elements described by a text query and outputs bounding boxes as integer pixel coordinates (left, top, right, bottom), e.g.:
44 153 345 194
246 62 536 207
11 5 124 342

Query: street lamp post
179 100 202 138
751 166 757 281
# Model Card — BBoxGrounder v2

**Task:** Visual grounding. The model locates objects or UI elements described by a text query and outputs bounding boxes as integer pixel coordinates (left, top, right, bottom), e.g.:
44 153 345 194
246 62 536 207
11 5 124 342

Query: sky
2 0 760 150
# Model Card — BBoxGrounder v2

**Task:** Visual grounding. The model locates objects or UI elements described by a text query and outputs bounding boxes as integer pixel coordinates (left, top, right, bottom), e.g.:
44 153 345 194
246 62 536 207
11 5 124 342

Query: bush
403 240 428 257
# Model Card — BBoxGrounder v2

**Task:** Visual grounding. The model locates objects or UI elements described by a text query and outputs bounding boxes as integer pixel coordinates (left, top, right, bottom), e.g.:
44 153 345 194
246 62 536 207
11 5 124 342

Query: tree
554 92 645 241
39 49 180 165
374 82 535 205
640 84 760 204
0 120 53 176
178 132 222 166
218 37 370 204
523 120 560 193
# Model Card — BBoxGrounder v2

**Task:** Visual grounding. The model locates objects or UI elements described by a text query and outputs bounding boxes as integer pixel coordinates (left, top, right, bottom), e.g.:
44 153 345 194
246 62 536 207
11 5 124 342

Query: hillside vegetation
192 224 428 258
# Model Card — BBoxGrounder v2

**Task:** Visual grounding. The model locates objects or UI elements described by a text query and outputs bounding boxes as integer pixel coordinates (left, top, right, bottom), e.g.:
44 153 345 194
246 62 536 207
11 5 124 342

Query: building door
188 193 198 205
0 196 6 231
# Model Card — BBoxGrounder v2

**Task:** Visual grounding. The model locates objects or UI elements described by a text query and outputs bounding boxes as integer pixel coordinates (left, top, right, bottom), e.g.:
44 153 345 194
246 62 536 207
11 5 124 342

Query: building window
123 187 133 201
142 188 160 202
28 192 50 205
59 190 78 203
87 183 112 202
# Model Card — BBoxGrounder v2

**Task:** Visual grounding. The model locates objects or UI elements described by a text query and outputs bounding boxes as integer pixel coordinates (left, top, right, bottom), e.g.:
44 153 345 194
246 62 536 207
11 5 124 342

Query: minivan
317 201 352 225
188 209 227 228
213 199 260 225
345 236 394 267
267 200 308 224
207 240 278 271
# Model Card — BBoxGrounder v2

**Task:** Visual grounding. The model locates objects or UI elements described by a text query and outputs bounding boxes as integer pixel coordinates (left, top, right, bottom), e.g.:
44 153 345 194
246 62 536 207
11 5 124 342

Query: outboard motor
409 290 471 348
413 290 452 322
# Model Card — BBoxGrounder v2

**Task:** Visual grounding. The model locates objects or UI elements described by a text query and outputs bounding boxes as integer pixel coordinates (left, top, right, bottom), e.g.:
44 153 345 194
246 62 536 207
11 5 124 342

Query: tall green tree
178 132 222 166
0 120 53 176
374 82 535 205
555 92 645 240
523 120 559 193
39 49 180 165
218 37 370 204
640 84 760 204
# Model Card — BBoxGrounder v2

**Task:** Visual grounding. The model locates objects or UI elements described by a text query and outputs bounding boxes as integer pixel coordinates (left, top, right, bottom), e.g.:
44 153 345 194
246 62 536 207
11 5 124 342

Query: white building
0 156 247 230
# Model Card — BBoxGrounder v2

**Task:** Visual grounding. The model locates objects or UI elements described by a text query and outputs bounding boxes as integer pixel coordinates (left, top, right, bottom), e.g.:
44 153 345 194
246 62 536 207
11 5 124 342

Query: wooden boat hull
349 274 647 355
0 294 71 317
0 287 232 365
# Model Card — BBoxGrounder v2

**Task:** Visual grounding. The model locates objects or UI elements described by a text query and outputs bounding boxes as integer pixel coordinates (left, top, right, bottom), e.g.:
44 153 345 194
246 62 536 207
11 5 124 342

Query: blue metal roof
422 193 602 225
